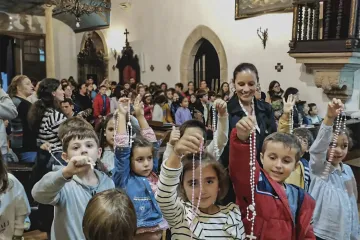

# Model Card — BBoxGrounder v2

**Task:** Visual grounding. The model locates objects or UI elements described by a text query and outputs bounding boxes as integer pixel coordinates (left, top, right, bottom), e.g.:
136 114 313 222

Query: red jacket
229 129 315 240
93 94 110 118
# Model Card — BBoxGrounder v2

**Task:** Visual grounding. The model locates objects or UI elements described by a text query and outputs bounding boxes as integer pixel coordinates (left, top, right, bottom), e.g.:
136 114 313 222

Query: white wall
75 0 359 116
3 13 77 80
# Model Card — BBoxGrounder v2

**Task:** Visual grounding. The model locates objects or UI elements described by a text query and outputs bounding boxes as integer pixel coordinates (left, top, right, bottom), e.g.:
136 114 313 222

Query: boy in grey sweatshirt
32 127 115 240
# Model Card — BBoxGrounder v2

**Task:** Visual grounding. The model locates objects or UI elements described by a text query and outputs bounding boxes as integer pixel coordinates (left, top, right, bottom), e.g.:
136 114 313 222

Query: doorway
193 38 220 92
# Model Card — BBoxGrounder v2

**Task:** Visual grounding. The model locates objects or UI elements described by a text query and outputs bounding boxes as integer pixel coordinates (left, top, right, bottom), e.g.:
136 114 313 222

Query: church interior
0 0 359 239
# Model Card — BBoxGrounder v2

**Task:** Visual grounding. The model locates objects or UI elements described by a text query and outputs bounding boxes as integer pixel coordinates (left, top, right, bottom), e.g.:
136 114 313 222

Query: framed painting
235 0 293 20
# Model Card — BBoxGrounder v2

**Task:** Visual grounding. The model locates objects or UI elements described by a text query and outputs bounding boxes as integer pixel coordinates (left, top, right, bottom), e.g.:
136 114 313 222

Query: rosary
113 101 133 148
239 99 257 240
212 105 220 159
321 112 346 179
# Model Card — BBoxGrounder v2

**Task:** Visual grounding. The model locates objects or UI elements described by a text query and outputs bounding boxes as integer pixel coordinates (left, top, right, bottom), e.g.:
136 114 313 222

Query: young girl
156 131 245 239
99 113 141 174
175 95 192 125
0 154 31 239
143 93 153 121
309 98 359 240
112 96 167 240
170 91 181 120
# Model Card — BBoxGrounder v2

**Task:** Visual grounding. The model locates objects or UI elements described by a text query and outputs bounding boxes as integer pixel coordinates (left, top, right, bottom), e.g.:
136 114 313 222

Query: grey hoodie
32 168 115 240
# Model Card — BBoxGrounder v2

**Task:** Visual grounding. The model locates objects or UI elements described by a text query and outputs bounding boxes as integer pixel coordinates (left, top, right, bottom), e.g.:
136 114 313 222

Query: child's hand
118 97 130 115
327 98 344 119
133 94 144 117
40 142 51 151
173 132 203 156
236 116 256 142
214 99 227 116
169 126 180 146
62 156 94 179
282 94 296 114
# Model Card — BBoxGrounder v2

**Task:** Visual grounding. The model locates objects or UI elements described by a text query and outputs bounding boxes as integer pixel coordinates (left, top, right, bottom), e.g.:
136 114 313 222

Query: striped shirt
156 162 245 240
37 109 67 152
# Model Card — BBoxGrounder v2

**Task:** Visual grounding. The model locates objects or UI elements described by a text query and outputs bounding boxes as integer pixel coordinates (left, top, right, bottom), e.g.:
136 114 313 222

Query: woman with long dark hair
28 78 67 161
0 154 31 239
265 80 284 103
7 75 38 162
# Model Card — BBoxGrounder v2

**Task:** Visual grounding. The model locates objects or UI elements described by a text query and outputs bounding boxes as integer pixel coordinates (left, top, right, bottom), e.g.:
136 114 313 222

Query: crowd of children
0 66 359 240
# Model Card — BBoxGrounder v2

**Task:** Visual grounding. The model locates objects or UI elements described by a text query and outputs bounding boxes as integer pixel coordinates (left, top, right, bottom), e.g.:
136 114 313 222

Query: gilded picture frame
235 0 293 20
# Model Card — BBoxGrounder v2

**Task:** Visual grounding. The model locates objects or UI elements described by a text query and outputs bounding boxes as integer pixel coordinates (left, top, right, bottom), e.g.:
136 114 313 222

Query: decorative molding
150 65 154 71
167 64 171 71
275 63 283 72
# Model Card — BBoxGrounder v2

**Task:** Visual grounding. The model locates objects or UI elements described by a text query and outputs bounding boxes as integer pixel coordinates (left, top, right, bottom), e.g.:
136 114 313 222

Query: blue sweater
175 107 192 125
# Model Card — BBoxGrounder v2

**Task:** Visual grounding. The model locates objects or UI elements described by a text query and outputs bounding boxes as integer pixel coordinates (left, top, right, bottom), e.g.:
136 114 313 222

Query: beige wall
74 0 359 115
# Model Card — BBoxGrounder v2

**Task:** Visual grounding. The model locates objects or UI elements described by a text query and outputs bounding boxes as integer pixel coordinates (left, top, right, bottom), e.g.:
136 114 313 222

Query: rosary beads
212 106 220 159
321 112 346 179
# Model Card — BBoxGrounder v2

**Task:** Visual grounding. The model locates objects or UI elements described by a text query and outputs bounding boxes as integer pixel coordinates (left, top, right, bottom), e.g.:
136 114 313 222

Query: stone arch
80 30 109 57
180 25 228 86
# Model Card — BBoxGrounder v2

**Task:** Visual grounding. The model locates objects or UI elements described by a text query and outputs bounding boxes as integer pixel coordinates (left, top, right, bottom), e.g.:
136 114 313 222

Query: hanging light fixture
47 0 111 28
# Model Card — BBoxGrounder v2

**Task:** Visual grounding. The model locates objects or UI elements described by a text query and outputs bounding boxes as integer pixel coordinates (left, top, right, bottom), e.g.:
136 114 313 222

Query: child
170 92 181 120
164 98 228 161
308 99 359 240
307 103 322 124
285 128 314 191
0 154 31 239
175 94 192 125
278 95 314 191
112 96 167 240
98 113 141 174
32 127 115 240
156 132 246 239
194 89 209 125
93 85 110 120
82 189 137 240
230 116 316 239
143 93 153 121
152 95 167 122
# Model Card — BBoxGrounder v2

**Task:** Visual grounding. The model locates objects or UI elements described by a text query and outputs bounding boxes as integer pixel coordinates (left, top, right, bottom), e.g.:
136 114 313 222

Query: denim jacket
112 141 163 228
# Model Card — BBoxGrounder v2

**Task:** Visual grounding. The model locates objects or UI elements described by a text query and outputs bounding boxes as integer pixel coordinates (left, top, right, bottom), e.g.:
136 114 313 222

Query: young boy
31 127 114 240
175 95 192 125
307 103 322 124
175 82 185 97
93 85 110 119
285 128 314 191
230 118 315 239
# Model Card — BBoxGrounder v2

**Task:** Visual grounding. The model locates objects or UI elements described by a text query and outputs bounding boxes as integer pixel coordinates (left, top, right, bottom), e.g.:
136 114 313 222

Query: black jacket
221 95 277 167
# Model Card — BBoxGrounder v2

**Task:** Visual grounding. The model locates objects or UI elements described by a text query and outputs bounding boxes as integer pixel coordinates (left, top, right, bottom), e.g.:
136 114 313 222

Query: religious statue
235 0 292 19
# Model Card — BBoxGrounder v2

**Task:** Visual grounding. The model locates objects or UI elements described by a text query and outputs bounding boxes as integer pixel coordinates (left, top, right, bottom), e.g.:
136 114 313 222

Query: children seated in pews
155 131 245 239
112 96 167 240
32 127 115 240
230 114 316 239
308 99 359 240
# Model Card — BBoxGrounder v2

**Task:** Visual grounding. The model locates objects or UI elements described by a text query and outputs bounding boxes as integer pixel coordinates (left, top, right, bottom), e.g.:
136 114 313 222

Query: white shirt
0 173 31 239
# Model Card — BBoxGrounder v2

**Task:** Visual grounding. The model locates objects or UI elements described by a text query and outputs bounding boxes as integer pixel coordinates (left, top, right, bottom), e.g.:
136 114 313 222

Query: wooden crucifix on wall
116 28 141 85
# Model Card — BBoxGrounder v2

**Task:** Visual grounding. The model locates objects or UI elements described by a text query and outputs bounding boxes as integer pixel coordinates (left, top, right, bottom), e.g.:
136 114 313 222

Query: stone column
43 5 55 78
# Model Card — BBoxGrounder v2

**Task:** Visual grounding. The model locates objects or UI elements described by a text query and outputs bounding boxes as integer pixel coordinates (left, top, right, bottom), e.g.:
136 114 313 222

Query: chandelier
48 0 111 27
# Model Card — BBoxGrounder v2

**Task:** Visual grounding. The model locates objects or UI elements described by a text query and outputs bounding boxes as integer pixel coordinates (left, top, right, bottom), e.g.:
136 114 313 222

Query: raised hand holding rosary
239 98 257 239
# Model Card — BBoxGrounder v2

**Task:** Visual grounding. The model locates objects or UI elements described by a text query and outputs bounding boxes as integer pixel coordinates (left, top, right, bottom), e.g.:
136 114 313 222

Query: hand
169 126 180 146
118 97 130 115
98 115 102 118
214 99 227 116
40 142 51 151
283 94 296 114
62 156 94 179
173 132 203 156
236 116 256 142
133 94 144 117
327 98 344 119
